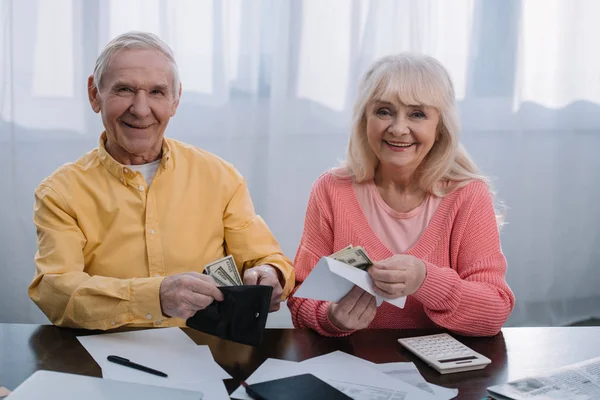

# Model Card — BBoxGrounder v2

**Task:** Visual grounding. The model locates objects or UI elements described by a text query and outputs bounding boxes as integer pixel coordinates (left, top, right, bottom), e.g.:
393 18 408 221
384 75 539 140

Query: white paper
77 327 231 389
294 257 406 308
231 359 305 399
233 351 439 400
300 351 434 399
375 362 458 399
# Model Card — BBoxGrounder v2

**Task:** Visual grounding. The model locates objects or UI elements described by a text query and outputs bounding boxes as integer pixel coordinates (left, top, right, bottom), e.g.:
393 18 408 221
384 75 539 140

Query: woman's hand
328 286 377 330
368 254 427 298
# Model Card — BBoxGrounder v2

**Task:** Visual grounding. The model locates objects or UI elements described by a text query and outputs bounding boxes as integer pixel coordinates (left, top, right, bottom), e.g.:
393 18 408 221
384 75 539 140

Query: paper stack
231 350 458 400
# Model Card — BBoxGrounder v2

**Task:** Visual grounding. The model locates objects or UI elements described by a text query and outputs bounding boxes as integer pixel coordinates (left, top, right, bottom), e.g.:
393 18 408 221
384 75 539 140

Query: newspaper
487 356 600 400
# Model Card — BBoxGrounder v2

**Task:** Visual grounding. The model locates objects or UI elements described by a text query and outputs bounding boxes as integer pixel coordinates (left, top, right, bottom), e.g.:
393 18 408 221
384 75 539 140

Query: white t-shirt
128 159 161 186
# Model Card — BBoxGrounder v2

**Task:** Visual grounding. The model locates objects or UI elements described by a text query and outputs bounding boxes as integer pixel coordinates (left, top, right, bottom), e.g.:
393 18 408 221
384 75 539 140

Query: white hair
338 53 504 225
92 31 180 99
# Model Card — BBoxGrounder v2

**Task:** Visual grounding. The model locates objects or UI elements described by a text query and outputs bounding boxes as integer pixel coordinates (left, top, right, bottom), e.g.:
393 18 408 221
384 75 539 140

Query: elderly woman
287 53 515 337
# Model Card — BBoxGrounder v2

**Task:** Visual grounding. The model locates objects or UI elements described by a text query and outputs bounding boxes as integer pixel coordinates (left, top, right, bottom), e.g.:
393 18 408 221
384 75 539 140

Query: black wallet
186 285 272 346
244 374 352 400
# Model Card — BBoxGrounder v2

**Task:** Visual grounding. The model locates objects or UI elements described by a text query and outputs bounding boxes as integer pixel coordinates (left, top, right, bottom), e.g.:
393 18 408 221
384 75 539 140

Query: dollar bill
204 255 243 286
329 245 353 259
330 246 373 270
210 266 239 287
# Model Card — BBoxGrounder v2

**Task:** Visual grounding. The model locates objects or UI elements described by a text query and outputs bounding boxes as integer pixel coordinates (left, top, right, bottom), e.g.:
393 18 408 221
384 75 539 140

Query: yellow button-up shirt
29 133 294 330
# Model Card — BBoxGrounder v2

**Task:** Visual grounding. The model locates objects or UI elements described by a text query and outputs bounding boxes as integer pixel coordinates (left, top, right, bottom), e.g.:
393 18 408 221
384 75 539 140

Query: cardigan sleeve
412 182 515 336
286 177 356 337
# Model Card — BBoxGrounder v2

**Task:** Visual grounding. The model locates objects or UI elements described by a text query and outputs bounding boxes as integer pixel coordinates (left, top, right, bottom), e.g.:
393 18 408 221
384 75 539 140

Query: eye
118 87 133 93
410 110 427 119
376 108 392 117
151 89 165 96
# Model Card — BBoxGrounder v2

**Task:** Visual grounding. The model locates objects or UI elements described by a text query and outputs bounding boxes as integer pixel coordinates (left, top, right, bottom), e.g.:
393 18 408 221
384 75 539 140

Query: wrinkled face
365 99 440 175
88 49 181 163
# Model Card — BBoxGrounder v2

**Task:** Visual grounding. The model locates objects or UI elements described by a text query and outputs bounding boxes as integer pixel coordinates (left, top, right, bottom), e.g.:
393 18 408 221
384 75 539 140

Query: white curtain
1 0 599 328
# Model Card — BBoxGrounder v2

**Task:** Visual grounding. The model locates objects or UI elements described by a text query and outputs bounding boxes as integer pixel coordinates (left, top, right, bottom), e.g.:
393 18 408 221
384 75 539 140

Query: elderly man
29 31 294 330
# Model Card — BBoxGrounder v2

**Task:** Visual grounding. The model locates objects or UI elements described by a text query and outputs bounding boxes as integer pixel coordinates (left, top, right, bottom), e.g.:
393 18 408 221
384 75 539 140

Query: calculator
398 333 491 374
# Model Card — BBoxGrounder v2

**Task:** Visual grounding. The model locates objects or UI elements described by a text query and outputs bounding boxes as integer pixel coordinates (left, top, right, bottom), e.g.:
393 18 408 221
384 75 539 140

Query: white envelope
294 257 406 308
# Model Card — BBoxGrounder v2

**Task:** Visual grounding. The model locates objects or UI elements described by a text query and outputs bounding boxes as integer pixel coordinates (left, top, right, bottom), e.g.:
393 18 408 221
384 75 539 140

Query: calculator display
439 356 478 363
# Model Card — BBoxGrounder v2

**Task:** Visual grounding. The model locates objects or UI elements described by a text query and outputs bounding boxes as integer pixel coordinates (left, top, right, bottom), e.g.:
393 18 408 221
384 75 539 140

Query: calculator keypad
402 334 474 360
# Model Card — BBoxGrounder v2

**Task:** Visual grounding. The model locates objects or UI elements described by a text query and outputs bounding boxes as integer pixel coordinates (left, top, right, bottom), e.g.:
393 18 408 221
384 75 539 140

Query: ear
88 75 101 114
170 83 182 117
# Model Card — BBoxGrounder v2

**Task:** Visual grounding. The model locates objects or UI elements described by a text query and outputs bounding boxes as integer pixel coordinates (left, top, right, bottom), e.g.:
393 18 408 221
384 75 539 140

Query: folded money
203 255 243 287
329 245 373 270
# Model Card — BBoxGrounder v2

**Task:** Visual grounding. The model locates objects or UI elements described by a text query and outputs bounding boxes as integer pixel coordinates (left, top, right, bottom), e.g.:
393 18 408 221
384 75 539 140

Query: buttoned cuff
129 277 165 324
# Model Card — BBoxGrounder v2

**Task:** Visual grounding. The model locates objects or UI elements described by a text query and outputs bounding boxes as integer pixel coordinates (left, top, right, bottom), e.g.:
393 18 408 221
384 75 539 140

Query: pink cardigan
287 172 515 337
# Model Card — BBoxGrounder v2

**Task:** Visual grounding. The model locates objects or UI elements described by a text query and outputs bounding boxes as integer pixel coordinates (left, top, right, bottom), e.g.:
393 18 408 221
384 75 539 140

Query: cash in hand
329 245 374 270
203 255 243 287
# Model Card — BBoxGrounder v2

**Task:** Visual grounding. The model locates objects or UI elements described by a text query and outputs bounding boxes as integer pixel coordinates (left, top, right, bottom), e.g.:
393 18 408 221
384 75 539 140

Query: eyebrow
110 81 171 92
372 99 424 108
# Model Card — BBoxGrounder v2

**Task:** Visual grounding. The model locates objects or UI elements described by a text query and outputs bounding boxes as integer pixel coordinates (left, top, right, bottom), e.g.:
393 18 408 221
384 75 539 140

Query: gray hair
92 31 180 99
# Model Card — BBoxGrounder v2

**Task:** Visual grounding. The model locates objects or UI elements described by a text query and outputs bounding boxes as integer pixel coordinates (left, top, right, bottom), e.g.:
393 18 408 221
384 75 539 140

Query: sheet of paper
300 351 435 399
294 257 406 308
0 386 11 398
233 352 438 400
375 362 458 399
77 327 231 389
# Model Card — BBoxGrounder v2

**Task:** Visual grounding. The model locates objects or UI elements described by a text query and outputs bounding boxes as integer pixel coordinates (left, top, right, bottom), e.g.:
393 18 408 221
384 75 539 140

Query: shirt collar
98 132 173 186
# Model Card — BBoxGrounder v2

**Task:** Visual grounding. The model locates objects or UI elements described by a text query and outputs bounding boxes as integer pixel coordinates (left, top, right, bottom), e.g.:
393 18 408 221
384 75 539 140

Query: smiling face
88 49 181 165
365 99 440 177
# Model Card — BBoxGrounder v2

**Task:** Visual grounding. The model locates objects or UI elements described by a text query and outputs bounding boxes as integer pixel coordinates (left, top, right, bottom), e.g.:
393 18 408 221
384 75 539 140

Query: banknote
329 245 353 259
329 246 373 270
203 255 243 286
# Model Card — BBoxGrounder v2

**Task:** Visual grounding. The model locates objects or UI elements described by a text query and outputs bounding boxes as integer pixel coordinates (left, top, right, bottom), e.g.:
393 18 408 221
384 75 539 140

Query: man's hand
159 272 224 319
328 286 377 331
243 265 284 312
368 254 427 299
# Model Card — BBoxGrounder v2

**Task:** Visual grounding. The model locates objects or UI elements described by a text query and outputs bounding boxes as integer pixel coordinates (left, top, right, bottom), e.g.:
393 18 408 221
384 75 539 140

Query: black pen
106 355 168 377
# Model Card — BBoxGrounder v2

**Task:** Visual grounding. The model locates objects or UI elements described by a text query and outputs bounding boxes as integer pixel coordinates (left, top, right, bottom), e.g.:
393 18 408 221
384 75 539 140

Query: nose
388 116 410 135
129 91 151 118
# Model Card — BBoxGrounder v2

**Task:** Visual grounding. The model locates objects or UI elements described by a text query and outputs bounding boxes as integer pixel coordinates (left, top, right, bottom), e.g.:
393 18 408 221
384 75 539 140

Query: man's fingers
243 269 259 285
186 277 224 301
185 291 215 310
269 302 281 312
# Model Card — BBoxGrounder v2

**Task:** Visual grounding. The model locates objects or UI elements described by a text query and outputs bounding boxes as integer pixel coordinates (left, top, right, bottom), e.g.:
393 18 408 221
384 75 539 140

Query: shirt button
111 321 116 325
138 185 144 191
146 314 152 320
124 168 130 174
150 229 156 235
154 274 161 277
157 319 163 325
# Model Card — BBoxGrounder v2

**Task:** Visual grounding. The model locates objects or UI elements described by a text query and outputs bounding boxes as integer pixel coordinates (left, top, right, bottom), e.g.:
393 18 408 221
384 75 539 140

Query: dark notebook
186 285 272 347
244 374 352 400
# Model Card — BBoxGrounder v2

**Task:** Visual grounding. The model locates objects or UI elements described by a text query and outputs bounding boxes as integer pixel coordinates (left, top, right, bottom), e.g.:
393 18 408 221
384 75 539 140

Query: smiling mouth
121 121 153 129
384 140 415 148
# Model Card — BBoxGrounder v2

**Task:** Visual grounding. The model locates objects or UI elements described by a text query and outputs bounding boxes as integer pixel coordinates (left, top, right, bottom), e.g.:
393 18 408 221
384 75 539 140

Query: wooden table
1 324 599 399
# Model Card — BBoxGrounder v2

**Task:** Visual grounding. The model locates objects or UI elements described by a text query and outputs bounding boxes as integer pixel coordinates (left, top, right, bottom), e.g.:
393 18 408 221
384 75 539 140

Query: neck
105 139 162 166
374 164 421 195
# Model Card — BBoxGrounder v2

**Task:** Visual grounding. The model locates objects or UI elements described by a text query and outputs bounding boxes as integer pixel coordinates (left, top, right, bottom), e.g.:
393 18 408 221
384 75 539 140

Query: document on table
294 256 406 308
487 356 600 400
77 328 230 400
374 363 458 399
231 351 457 400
